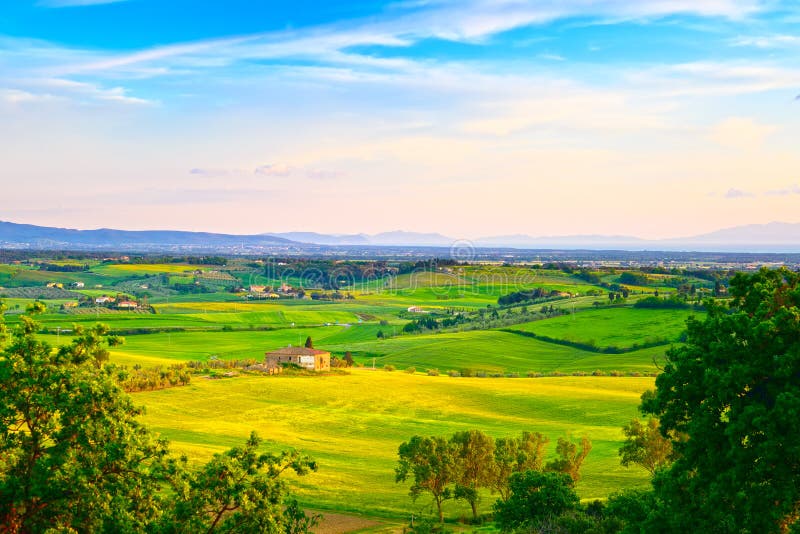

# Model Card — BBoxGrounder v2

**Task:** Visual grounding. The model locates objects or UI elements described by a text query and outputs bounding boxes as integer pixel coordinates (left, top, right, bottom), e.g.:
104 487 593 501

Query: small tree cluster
395 430 591 523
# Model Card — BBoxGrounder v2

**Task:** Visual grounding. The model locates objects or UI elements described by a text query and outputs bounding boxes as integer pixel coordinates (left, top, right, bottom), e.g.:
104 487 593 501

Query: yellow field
136 370 653 519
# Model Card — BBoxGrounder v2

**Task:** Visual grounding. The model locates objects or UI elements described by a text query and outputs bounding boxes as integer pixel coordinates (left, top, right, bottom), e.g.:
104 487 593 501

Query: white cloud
37 0 129 7
254 163 294 177
724 188 756 198
731 34 800 48
710 117 777 150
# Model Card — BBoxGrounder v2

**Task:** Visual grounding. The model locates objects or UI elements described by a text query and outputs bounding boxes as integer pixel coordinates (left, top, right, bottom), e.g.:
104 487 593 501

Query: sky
1 0 799 239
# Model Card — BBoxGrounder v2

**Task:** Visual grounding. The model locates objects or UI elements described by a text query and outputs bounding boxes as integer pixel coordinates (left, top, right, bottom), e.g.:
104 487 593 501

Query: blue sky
1 0 799 238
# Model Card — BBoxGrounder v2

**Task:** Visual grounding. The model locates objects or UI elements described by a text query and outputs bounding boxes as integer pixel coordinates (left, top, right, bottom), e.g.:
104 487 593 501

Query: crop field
508 307 698 350
90 263 201 276
136 371 654 518
0 257 714 523
324 329 665 373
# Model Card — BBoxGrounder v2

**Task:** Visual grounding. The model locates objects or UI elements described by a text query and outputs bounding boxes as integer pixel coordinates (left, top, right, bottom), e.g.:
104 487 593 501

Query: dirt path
310 510 402 534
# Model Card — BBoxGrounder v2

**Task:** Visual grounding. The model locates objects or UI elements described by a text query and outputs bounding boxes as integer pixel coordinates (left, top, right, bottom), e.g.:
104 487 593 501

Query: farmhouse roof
265 346 329 356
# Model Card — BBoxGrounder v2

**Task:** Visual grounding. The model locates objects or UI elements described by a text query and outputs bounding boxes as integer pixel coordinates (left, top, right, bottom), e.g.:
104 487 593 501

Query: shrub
384 364 396 372
475 371 487 378
460 368 476 377
591 370 605 376
609 370 624 377
427 368 440 376
506 372 520 378
527 371 542 378
405 366 416 374
447 370 461 377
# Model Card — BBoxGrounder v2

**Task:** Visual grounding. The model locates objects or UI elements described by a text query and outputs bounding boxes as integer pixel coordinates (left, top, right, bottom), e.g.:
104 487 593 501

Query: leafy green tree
545 436 592 483
343 351 354 367
450 430 495 520
618 417 676 475
396 436 457 523
493 471 579 532
491 431 549 501
0 314 171 532
642 267 800 533
165 431 318 533
304 336 313 349
0 307 318 534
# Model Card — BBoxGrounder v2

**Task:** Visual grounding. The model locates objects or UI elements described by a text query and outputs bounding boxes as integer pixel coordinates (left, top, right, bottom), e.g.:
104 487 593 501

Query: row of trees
0 303 317 533
395 430 591 522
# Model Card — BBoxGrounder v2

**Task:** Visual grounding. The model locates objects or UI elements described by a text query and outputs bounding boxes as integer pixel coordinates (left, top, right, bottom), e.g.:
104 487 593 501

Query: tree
545 436 591 483
641 268 800 533
450 430 495 520
304 336 313 348
0 314 171 532
165 432 318 533
395 436 457 523
493 471 579 532
343 351 354 367
618 417 676 475
0 307 318 533
491 431 549 501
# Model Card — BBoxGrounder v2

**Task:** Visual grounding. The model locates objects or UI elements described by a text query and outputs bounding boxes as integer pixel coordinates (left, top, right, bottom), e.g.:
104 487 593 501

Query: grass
325 329 663 373
509 307 697 350
136 370 653 519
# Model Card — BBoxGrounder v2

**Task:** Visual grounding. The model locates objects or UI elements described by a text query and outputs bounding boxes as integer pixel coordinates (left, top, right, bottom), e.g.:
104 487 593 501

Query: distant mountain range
269 222 800 252
0 221 295 251
2 220 800 252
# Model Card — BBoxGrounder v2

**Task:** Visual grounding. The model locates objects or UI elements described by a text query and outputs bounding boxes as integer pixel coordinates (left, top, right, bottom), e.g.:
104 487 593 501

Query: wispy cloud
190 164 343 180
725 188 756 199
38 0 129 7
710 117 777 150
730 34 800 48
766 184 800 196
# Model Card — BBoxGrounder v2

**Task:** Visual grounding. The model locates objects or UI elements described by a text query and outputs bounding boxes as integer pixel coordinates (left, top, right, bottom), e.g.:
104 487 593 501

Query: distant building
71 282 85 288
46 282 64 289
95 296 115 304
117 300 138 309
249 285 267 293
264 346 331 372
407 306 424 313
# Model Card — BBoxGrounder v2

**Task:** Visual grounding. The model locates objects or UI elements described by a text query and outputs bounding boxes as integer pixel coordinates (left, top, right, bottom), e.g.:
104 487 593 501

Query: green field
136 371 653 518
509 307 697 350
1 258 713 522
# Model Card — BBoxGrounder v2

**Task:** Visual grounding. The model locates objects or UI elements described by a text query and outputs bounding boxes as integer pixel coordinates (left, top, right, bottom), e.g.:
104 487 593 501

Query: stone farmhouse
265 346 331 372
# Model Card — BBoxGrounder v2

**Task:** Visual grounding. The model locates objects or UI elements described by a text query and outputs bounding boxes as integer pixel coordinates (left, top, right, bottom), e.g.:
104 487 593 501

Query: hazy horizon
2 1 799 238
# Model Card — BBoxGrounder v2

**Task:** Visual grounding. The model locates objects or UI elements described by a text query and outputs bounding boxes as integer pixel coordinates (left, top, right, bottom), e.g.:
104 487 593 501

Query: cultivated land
0 256 718 520
137 371 654 518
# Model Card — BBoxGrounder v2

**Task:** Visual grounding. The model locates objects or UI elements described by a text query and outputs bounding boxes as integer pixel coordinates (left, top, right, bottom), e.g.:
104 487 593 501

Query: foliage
165 431 318 533
395 436 457 523
0 306 317 533
492 431 550 500
493 471 580 532
618 417 676 475
0 314 171 532
633 296 690 310
545 436 592 483
451 430 495 520
642 267 800 533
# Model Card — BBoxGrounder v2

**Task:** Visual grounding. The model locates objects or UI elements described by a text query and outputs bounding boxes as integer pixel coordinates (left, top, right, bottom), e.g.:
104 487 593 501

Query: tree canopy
0 305 317 533
642 267 800 533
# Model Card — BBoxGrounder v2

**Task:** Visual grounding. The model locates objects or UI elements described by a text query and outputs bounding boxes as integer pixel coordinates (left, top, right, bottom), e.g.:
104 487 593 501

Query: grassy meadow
137 370 654 518
1 258 713 520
